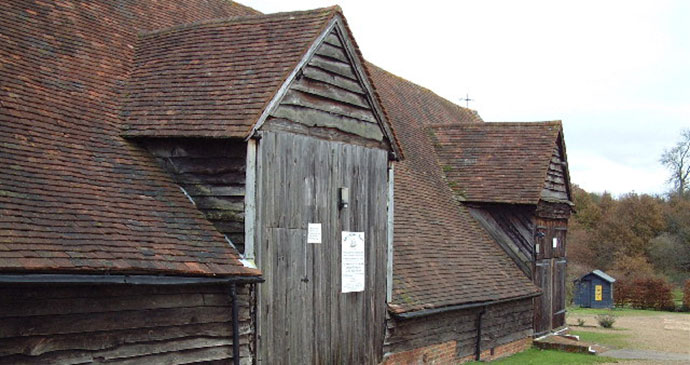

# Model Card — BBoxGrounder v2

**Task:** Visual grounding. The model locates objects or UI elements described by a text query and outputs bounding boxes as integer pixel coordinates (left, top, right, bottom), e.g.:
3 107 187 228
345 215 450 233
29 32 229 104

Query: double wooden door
254 132 389 364
534 218 567 335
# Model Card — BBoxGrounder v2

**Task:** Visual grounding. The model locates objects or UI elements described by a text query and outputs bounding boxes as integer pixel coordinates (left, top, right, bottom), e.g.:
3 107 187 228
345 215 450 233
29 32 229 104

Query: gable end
540 132 571 203
251 16 401 158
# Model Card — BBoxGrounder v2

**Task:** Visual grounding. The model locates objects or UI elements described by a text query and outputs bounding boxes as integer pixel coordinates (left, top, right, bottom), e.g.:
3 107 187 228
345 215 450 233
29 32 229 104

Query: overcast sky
242 0 689 196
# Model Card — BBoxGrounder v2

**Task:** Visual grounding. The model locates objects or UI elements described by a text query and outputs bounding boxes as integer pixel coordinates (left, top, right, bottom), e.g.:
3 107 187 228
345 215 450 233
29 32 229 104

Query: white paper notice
307 223 322 244
552 237 558 248
341 231 365 293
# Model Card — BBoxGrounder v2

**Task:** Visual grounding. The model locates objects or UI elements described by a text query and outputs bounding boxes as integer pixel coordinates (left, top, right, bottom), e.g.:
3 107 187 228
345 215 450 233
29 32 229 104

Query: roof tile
0 0 262 277
122 7 340 138
431 122 563 204
367 63 540 312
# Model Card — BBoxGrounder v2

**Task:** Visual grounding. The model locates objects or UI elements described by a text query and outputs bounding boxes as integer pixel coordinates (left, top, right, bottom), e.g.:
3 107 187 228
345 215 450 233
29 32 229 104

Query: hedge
614 276 675 311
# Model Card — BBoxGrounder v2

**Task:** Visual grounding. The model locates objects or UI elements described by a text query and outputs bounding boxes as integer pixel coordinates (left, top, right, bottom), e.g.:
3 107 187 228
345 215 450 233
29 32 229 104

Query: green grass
673 288 683 307
570 330 630 349
567 306 668 316
465 348 618 364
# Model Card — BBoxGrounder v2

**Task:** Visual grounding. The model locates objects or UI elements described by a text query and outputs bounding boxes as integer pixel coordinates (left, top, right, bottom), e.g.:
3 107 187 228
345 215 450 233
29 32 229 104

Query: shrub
596 313 617 328
576 318 586 326
683 279 690 311
614 276 675 311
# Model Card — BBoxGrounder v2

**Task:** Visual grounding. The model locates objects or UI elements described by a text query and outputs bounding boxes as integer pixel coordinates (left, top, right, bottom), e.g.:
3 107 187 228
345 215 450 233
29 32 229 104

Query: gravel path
567 311 690 354
600 349 690 361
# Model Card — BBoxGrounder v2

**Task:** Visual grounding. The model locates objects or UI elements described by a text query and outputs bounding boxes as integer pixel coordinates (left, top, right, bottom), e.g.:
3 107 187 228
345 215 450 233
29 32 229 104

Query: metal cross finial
461 93 473 108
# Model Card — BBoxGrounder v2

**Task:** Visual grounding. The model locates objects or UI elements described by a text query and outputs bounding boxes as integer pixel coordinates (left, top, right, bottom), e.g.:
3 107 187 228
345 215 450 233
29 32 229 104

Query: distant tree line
568 187 689 284
568 129 690 310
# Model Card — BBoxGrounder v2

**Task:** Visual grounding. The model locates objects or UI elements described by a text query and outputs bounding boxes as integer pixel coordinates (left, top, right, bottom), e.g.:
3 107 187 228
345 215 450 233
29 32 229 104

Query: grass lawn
672 288 683 308
570 330 630 349
568 306 669 317
465 348 618 364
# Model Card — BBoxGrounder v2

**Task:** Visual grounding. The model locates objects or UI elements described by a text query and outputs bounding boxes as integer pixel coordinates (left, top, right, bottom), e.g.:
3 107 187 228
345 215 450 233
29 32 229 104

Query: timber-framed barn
0 1 571 364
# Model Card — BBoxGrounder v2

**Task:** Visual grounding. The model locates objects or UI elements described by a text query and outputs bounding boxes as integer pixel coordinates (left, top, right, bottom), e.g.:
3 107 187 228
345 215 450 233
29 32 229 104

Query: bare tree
661 129 690 198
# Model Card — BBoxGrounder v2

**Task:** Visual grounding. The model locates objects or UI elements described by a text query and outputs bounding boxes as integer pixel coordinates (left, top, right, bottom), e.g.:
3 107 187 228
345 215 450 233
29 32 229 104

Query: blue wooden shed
574 270 615 308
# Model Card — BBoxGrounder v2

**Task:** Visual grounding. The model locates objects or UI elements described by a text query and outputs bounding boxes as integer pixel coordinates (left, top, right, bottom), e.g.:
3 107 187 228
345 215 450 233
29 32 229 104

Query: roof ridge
228 0 264 16
484 120 562 125
431 120 562 129
139 5 340 38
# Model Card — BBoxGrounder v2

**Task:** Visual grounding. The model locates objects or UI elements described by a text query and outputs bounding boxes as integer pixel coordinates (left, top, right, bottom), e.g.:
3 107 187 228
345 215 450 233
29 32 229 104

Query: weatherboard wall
263 28 390 151
142 139 248 253
467 204 535 277
540 138 569 202
0 284 252 365
383 299 533 363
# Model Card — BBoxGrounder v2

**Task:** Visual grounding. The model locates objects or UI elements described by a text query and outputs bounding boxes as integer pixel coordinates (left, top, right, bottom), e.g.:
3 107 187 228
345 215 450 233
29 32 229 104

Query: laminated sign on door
341 231 365 293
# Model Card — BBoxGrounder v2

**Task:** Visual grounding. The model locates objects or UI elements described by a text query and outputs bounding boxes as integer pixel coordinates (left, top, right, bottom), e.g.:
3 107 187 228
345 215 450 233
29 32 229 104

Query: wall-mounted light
339 187 349 210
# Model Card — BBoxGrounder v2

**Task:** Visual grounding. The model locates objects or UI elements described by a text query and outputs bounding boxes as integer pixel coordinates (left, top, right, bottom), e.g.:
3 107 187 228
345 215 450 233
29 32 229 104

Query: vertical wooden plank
386 162 394 304
332 142 346 361
256 131 390 363
244 139 257 260
552 258 567 328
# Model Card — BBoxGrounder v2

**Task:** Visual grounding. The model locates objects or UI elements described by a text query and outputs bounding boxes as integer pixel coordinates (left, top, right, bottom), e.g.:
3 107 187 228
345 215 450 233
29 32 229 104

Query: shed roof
431 122 569 205
367 63 540 313
578 270 616 283
0 0 263 277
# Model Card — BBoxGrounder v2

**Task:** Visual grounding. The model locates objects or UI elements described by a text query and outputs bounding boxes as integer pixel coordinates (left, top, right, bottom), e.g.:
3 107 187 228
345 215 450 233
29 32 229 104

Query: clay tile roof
0 0 263 277
431 122 564 205
122 7 340 138
366 63 540 313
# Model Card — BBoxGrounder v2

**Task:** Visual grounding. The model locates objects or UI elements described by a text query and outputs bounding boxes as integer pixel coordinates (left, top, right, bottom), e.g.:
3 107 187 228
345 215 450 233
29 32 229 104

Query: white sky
241 0 689 196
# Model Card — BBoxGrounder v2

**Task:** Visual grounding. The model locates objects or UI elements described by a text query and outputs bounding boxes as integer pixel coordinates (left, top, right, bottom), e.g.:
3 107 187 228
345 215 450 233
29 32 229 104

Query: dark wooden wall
143 139 248 253
535 216 568 334
468 200 570 336
254 131 389 364
468 204 535 277
0 283 252 365
384 299 533 360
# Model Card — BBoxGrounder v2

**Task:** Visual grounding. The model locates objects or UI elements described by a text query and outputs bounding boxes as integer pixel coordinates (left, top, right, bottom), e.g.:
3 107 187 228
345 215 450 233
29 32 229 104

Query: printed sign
307 223 322 244
595 285 603 301
552 237 558 249
341 231 365 293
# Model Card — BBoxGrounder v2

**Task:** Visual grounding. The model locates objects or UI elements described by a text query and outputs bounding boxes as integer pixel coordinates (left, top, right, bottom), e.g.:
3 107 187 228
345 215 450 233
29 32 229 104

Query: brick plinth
463 337 533 362
383 341 457 365
382 337 532 364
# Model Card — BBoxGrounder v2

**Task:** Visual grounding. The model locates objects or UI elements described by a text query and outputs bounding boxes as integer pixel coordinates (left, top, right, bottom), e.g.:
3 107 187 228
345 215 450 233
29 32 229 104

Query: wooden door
534 259 553 335
534 219 568 334
255 132 389 364
552 258 567 328
582 281 592 307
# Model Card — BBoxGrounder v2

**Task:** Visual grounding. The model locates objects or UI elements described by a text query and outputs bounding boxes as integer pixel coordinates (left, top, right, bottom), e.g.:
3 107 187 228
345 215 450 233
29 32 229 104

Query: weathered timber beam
0 274 263 285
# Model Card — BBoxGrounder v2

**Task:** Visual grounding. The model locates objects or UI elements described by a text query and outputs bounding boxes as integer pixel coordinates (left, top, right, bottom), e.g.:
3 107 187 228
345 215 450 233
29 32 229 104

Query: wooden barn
574 270 616 309
1 2 401 364
430 122 573 336
367 65 542 363
1 0 572 364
